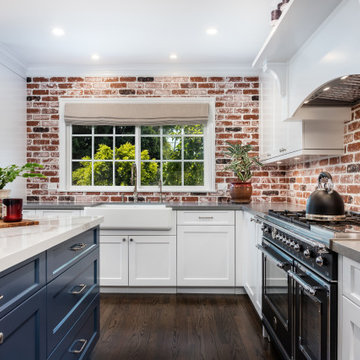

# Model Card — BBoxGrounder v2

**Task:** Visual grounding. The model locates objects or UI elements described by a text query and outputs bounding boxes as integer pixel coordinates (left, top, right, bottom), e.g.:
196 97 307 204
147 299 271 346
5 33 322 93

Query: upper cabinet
255 0 359 163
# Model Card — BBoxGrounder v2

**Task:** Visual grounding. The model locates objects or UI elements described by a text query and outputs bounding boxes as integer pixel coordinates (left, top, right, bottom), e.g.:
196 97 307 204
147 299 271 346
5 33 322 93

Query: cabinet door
0 288 46 360
99 236 128 286
128 236 176 286
177 226 235 287
341 296 360 360
241 211 262 317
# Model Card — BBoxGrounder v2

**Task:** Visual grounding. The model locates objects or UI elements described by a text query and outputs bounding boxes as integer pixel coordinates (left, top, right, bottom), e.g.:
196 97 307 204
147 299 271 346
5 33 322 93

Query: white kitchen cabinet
341 296 360 360
99 235 128 286
177 225 235 287
259 69 343 164
236 210 262 317
129 236 176 286
99 234 176 287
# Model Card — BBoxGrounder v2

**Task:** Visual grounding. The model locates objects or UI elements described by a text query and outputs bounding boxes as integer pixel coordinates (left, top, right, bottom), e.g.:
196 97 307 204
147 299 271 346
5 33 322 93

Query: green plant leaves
0 163 45 189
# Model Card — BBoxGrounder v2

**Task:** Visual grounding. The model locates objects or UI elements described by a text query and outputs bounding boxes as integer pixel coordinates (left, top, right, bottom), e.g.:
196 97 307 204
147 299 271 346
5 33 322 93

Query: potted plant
223 142 263 203
0 163 45 200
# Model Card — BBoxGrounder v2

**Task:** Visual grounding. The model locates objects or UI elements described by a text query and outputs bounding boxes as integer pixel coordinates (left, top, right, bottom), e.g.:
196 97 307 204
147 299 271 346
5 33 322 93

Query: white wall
0 50 27 198
288 0 360 116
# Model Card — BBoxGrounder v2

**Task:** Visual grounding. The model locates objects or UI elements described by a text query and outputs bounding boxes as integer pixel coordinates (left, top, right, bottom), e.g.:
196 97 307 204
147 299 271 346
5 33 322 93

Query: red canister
2 198 23 222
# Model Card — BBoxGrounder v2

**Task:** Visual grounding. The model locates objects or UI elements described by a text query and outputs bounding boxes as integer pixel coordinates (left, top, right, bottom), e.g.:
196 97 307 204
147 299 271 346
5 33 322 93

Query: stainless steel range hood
290 74 360 122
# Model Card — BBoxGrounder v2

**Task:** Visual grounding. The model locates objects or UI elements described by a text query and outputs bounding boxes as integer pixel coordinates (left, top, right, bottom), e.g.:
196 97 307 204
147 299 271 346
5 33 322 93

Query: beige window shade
64 103 209 126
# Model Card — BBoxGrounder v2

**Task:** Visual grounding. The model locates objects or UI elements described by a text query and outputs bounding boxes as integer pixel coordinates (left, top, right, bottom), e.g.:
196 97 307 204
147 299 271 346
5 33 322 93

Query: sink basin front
84 203 173 230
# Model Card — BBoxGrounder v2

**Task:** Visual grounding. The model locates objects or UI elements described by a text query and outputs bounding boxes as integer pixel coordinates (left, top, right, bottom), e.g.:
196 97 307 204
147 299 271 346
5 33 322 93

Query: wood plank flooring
90 294 280 360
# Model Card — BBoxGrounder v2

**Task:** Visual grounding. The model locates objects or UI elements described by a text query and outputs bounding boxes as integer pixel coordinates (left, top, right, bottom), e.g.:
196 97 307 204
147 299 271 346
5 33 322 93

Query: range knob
282 237 287 244
294 243 301 252
316 256 324 267
286 238 291 246
290 241 296 248
275 234 282 241
303 249 311 258
271 228 278 238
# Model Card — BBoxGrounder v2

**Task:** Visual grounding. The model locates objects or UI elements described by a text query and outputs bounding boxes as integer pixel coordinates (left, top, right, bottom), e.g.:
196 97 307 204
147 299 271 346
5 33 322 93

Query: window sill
59 186 216 193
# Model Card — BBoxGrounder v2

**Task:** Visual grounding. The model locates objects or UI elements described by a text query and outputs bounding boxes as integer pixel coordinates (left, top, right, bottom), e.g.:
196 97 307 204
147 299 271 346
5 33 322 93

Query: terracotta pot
0 189 11 218
229 182 252 204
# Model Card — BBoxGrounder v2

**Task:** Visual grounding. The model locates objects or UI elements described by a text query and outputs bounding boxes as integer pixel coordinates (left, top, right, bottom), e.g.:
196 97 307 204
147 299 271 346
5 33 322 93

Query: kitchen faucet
158 178 163 203
131 163 138 203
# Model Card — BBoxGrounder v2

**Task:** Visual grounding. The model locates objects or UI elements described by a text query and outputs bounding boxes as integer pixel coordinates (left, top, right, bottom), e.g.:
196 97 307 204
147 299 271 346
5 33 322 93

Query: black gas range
254 209 360 360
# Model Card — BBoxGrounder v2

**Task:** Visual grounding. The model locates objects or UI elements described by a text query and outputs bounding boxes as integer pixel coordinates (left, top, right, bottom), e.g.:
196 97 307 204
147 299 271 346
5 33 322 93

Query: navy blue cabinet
0 287 46 360
0 226 100 360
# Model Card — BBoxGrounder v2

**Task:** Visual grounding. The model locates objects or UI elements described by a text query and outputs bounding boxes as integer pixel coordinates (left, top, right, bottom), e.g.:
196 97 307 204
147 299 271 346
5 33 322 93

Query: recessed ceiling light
206 27 218 35
341 75 349 80
294 157 301 160
276 161 282 164
52 27 65 37
304 100 309 104
91 54 100 61
323 86 330 92
169 53 178 60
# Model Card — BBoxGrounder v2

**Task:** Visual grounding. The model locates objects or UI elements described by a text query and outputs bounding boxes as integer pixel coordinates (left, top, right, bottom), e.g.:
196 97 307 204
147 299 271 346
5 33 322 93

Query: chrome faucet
131 163 138 203
158 178 163 203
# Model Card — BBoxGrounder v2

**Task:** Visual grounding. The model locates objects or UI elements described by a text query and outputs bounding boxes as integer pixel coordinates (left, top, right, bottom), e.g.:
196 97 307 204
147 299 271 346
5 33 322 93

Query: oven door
289 262 337 360
258 239 293 360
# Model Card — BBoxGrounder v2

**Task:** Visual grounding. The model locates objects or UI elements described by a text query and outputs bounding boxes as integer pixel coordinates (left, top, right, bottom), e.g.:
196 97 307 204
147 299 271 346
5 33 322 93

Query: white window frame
59 98 215 193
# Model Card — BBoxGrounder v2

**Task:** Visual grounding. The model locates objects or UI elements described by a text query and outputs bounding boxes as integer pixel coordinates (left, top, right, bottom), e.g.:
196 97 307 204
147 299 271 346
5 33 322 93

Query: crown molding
0 44 26 79
26 63 259 77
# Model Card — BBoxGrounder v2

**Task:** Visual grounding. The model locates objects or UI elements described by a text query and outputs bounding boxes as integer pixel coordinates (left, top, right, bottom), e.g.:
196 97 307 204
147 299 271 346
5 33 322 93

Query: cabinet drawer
47 227 98 281
0 253 45 318
343 256 360 307
48 295 99 360
0 287 46 360
47 249 99 355
177 211 235 226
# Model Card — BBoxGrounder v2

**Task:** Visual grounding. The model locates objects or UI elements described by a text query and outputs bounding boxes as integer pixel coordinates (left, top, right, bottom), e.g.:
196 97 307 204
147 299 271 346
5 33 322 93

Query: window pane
184 124 204 134
72 125 91 134
94 125 113 134
115 161 133 186
163 125 182 135
184 137 204 160
163 136 182 160
94 162 113 185
72 137 92 159
141 137 160 159
94 137 113 160
115 137 135 160
140 162 160 185
141 126 160 135
163 162 182 186
72 161 92 186
184 162 204 186
115 126 135 134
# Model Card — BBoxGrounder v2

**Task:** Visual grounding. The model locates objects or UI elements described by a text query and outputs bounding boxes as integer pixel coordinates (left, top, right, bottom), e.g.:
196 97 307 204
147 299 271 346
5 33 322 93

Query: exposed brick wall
286 104 360 211
26 75 286 203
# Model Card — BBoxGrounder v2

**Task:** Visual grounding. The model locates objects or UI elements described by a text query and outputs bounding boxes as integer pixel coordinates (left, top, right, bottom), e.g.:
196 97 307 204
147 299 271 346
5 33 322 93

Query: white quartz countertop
0 216 103 273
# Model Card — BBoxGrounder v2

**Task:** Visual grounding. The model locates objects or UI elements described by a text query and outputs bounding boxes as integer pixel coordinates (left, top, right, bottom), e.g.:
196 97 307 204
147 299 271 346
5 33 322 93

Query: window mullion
112 126 115 186
181 127 184 186
135 126 140 189
91 126 94 186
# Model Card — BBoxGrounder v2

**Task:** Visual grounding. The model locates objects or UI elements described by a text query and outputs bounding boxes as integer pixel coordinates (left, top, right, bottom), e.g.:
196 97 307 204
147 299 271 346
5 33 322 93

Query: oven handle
256 244 287 269
287 270 316 296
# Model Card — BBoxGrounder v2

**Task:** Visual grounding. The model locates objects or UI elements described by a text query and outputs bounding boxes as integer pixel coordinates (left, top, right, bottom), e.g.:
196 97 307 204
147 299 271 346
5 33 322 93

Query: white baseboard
100 286 246 295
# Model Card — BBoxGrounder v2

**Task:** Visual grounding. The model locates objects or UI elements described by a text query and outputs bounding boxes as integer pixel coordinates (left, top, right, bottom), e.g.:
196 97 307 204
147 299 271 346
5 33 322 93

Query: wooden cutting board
0 219 39 228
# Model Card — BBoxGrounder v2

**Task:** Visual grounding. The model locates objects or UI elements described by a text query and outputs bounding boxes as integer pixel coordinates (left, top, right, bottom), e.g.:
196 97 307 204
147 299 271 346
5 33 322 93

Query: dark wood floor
90 294 280 360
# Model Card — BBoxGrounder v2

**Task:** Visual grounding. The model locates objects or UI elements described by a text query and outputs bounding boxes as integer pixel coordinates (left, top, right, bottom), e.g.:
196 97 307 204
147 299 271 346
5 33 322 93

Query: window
61 99 215 192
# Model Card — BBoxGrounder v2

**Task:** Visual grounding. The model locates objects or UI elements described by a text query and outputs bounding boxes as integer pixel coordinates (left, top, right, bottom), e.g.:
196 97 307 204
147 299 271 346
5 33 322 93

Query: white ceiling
0 0 271 72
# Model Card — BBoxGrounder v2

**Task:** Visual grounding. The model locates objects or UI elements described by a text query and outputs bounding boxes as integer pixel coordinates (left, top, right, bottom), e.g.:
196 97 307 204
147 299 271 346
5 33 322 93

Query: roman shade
64 102 209 126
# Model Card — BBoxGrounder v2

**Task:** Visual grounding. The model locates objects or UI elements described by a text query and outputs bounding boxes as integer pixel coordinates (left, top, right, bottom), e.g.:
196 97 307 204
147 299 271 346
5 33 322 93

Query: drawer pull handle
69 338 88 354
71 284 87 295
71 243 87 251
0 295 3 301
0 332 3 345
198 216 214 220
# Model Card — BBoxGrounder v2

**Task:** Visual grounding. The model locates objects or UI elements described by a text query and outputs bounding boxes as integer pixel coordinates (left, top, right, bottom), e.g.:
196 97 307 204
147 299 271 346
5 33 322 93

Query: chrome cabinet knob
303 249 311 258
316 256 324 267
294 244 300 252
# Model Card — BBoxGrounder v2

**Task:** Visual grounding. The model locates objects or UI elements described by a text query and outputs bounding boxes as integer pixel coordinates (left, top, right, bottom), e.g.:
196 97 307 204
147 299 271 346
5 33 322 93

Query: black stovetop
268 210 360 233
